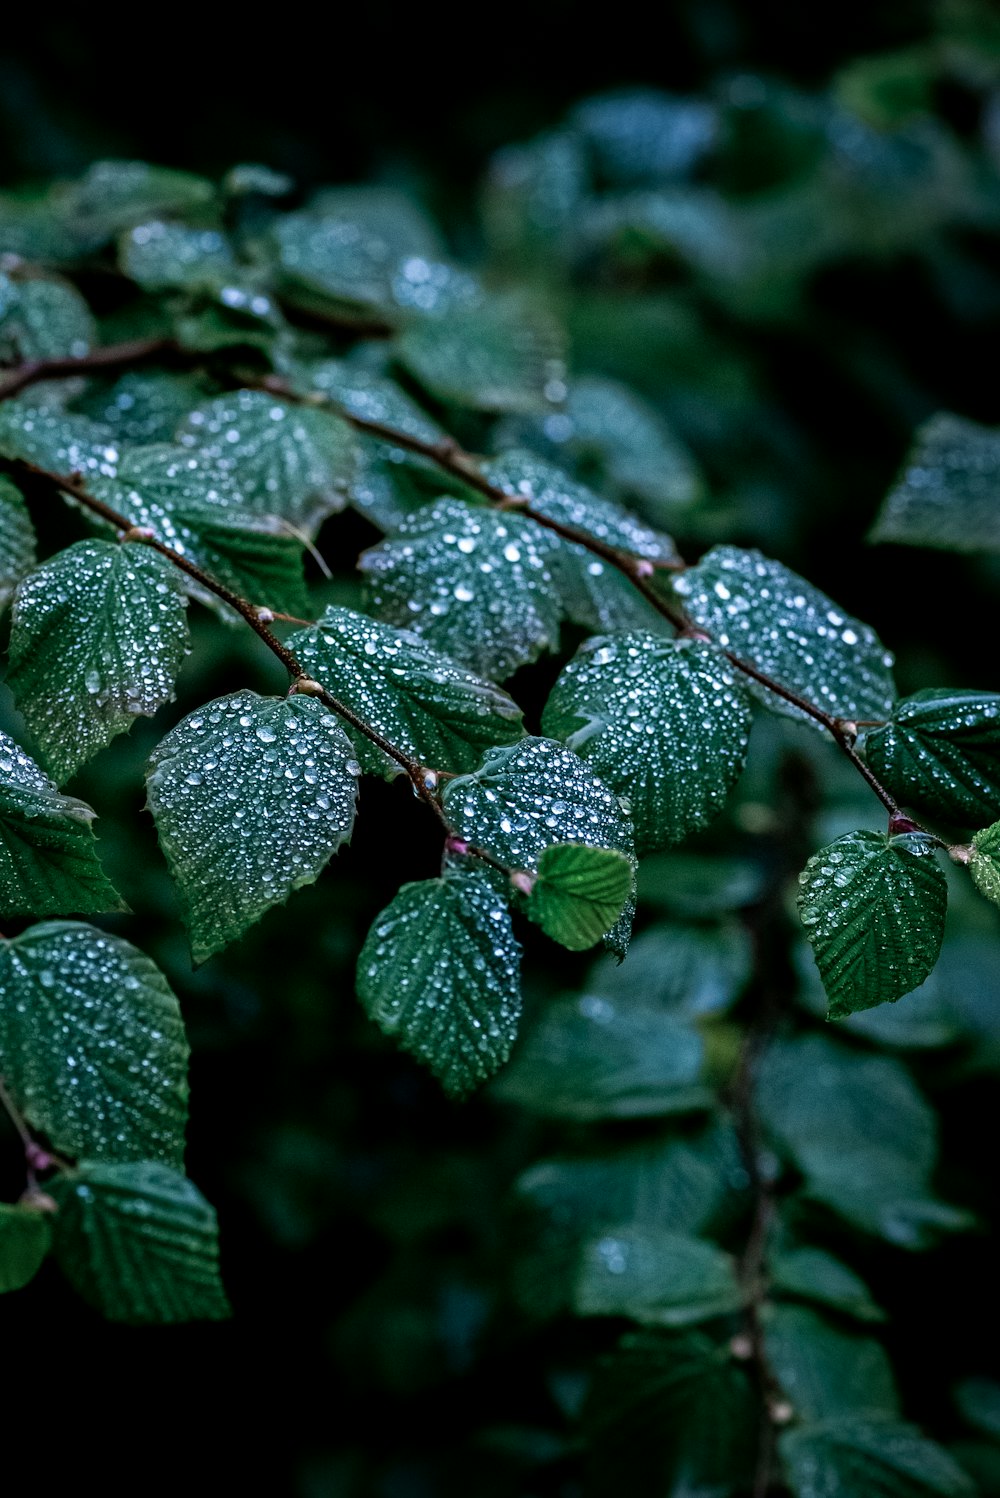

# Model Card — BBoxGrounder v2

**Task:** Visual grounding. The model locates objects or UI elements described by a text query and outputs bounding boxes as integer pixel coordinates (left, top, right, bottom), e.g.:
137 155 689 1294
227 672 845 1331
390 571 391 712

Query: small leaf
0 730 124 917
177 388 359 535
587 919 753 1018
865 689 1000 824
673 544 896 725
526 843 633 950
49 1160 230 1324
0 921 189 1165
0 1203 52 1293
146 690 359 962
780 1417 975 1497
7 539 189 783
0 476 37 610
360 497 562 680
955 1379 1000 1442
0 271 96 362
542 633 752 851
969 820 1000 907
798 830 947 1016
765 1303 899 1422
287 605 524 778
870 412 1000 554
575 1228 742 1326
771 1247 886 1324
356 870 521 1096
60 160 215 242
562 375 703 516
119 220 236 292
74 370 211 444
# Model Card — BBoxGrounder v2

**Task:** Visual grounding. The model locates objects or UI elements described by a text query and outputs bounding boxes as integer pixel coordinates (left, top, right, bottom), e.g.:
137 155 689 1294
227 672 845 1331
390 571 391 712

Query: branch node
509 870 536 897
768 1400 795 1427
888 813 921 837
19 1187 58 1214
948 843 974 865
445 836 470 856
255 606 275 624
289 676 325 698
119 525 156 544
729 1333 754 1361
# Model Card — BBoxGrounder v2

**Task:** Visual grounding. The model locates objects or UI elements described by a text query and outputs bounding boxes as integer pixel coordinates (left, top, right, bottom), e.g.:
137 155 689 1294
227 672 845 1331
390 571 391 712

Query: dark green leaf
765 1303 899 1421
0 1203 52 1293
780 1417 975 1497
771 1246 886 1323
147 690 359 962
870 413 1000 554
73 370 211 444
50 1160 230 1324
526 843 633 950
969 820 1000 908
119 220 236 292
587 919 753 1018
59 161 215 242
865 690 1000 824
0 271 96 362
0 476 37 610
575 1228 742 1326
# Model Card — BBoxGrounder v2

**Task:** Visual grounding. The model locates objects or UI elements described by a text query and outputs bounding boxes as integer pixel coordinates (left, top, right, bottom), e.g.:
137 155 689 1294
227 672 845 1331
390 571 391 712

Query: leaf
0 399 120 478
0 271 96 363
780 1418 975 1497
359 497 562 680
0 730 124 917
286 605 524 779
771 1247 886 1323
587 919 753 1018
483 450 679 633
74 370 211 444
0 921 188 1165
865 690 1000 824
673 544 896 725
0 476 36 610
119 220 237 292
59 160 215 242
765 1304 899 1421
355 869 521 1096
0 1203 52 1293
7 539 189 783
870 413 1000 554
441 737 636 955
798 830 947 1016
575 1228 742 1326
585 1331 756 1497
969 820 1000 907
955 1379 1000 1442
542 633 752 852
526 843 633 950
562 376 704 515
147 690 359 962
49 1160 230 1324
177 389 359 535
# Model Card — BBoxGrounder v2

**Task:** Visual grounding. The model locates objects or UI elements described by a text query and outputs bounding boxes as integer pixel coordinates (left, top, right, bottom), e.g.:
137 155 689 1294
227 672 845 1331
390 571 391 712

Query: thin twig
0 336 176 401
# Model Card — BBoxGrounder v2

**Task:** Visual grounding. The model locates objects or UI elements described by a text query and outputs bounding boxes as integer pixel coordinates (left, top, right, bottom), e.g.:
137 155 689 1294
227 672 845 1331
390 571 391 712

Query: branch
0 337 176 401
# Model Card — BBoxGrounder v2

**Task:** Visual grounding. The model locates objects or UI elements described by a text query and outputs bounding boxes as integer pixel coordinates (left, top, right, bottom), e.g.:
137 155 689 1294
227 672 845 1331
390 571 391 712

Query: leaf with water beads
286 606 524 779
146 690 360 962
119 220 237 293
779 1418 975 1498
0 476 36 610
798 830 947 1016
0 1203 51 1293
527 844 634 950
0 921 189 1166
49 1160 230 1324
865 690 1000 825
355 870 522 1096
177 389 359 536
59 160 215 243
870 412 1000 555
73 370 212 445
0 730 124 918
968 821 1000 909
542 633 752 853
0 271 96 363
441 737 637 956
673 545 896 726
359 497 562 681
575 1228 742 1326
6 539 190 784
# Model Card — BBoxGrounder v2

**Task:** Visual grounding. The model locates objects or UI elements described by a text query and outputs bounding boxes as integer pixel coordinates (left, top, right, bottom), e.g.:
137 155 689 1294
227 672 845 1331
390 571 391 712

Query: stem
0 1075 72 1179
0 336 175 401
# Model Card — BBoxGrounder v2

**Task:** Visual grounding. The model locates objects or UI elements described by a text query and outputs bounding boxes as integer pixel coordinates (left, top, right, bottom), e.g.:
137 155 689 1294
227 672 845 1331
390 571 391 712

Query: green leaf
7 539 189 783
798 830 947 1016
955 1380 1000 1442
0 271 96 363
73 370 211 444
673 544 896 725
765 1304 899 1421
585 1331 756 1497
969 820 1000 907
771 1246 886 1324
526 843 633 950
542 633 752 852
0 399 121 477
0 476 37 610
780 1418 975 1497
587 918 753 1018
147 690 359 962
575 1228 742 1326
0 730 124 917
355 869 521 1096
177 389 359 535
286 605 524 779
49 1160 230 1324
0 921 188 1165
360 497 562 680
562 375 704 516
870 412 1000 554
0 1203 52 1293
865 690 1000 824
59 160 215 242
119 220 236 292
441 737 636 955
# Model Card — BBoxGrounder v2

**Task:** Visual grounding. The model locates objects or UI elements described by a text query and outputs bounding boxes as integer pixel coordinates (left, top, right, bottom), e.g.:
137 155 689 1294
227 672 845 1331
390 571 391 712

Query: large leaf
542 632 752 851
0 271 96 363
355 869 521 1096
0 730 124 917
286 605 524 778
0 1203 52 1293
441 736 636 956
0 477 36 610
359 497 562 680
0 921 188 1166
575 1228 742 1326
798 830 947 1016
147 691 359 962
49 1160 230 1324
870 412 1000 555
6 539 189 783
177 389 358 535
780 1418 975 1497
765 1303 899 1422
526 843 633 950
74 370 211 445
865 690 1000 824
673 544 896 725
0 399 123 479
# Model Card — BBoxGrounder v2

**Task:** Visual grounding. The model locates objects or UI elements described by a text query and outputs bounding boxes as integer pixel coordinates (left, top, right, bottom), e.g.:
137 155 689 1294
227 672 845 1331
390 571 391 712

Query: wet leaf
526 843 633 950
865 690 1000 824
0 476 36 610
870 413 1000 554
780 1418 975 1497
575 1228 741 1325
